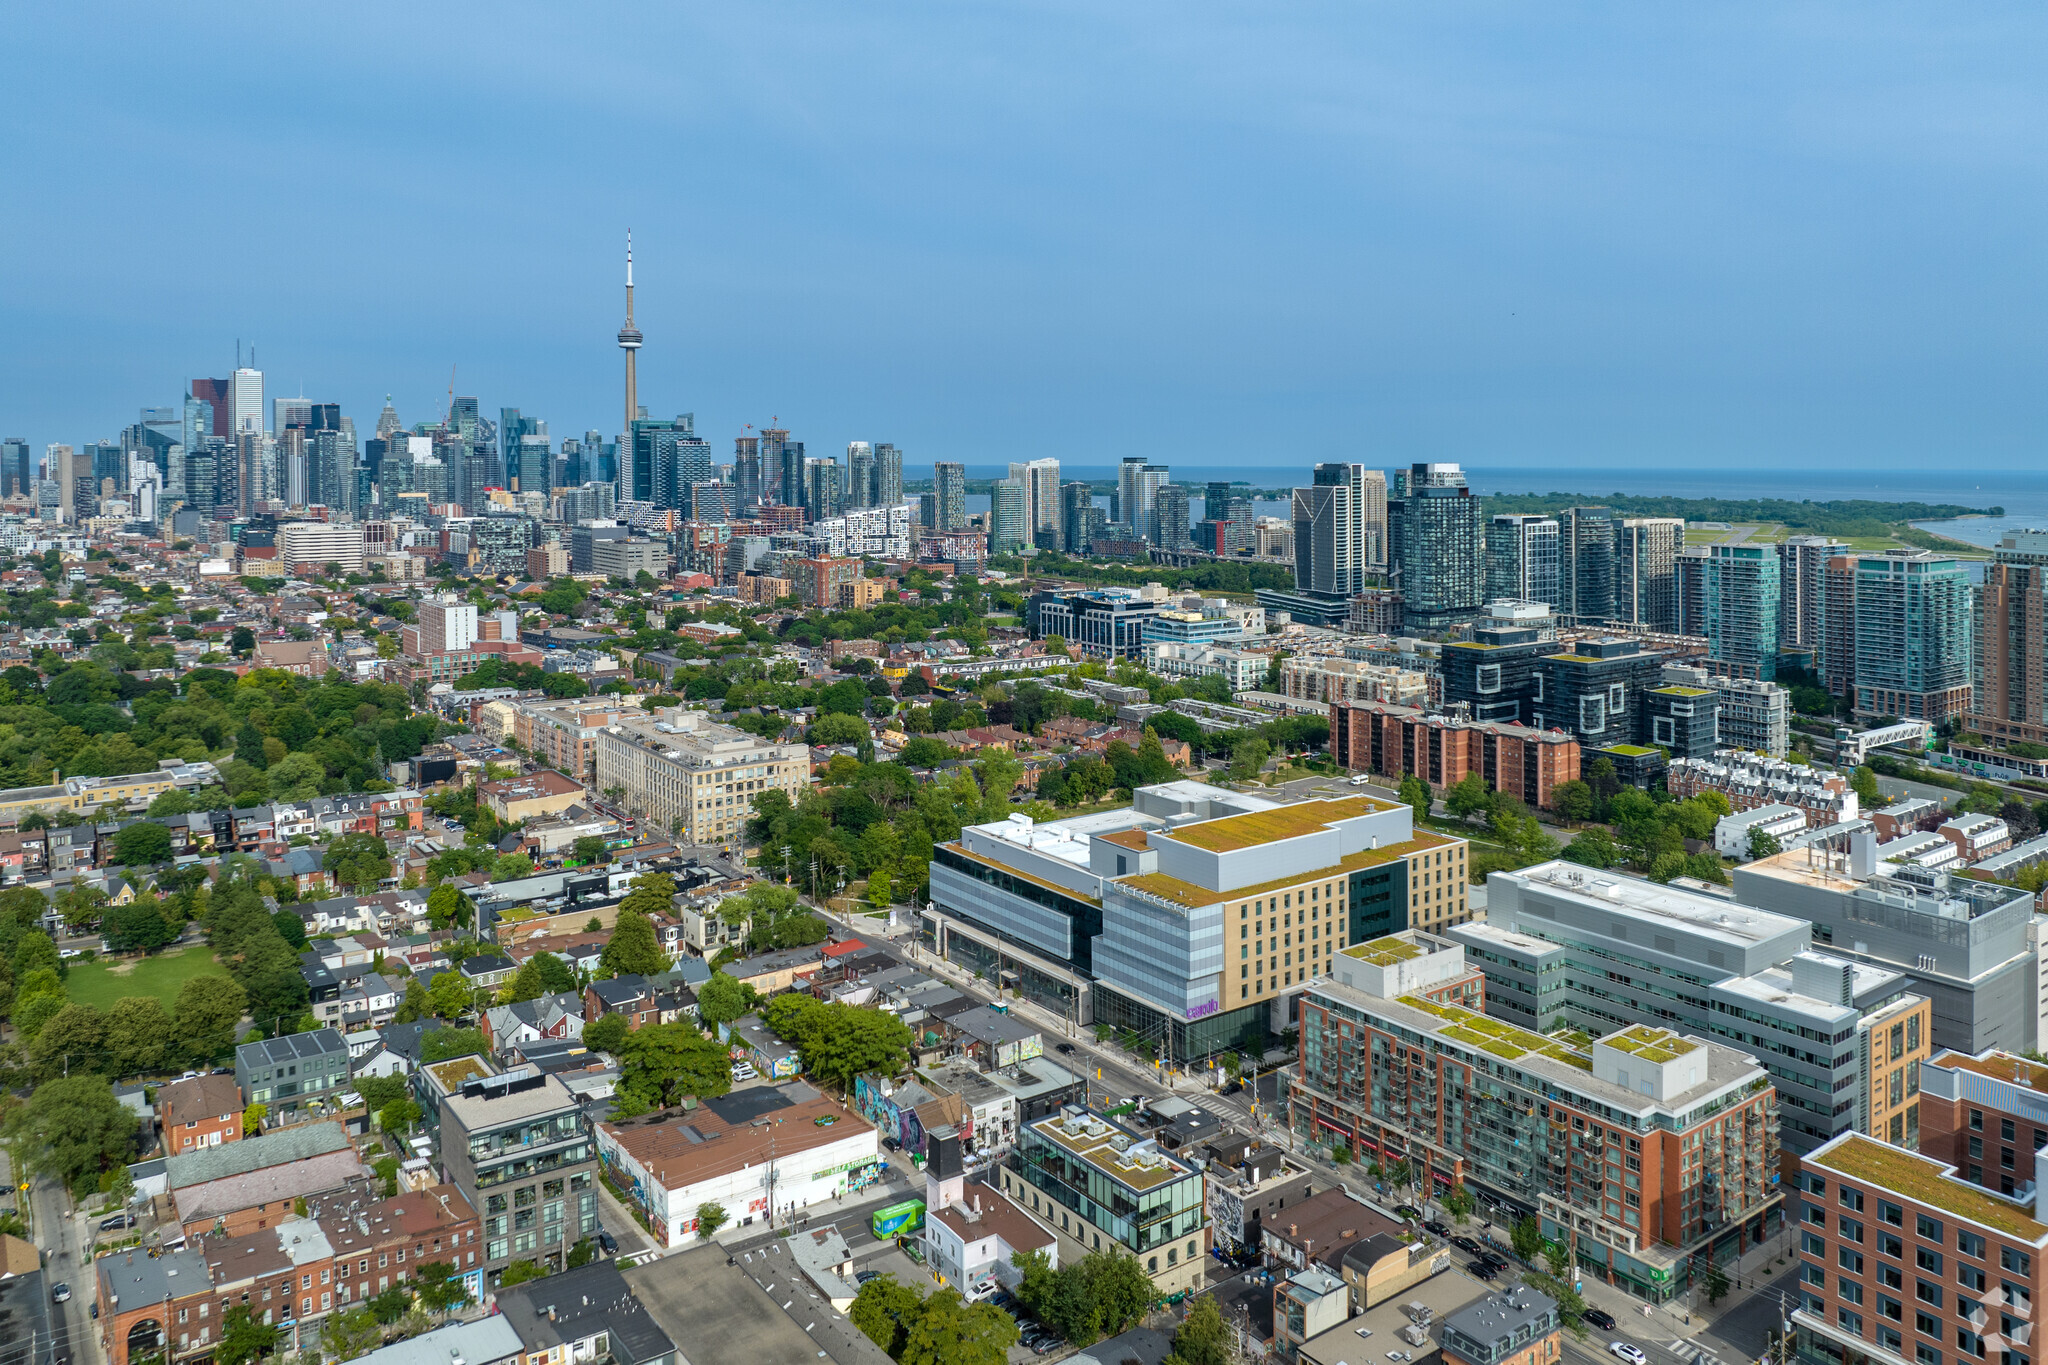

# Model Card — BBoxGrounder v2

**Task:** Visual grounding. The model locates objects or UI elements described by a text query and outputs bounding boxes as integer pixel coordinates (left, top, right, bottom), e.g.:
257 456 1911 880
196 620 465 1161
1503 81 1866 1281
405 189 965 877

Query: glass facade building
1485 515 1560 609
1389 463 1483 631
1704 543 1782 681
1001 1108 1208 1294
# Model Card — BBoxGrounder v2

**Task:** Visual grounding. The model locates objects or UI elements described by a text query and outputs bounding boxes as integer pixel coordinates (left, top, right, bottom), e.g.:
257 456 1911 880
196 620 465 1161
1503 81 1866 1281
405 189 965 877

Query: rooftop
1933 1050 2048 1096
1158 794 1394 852
1399 995 1593 1072
1509 861 1807 947
1343 936 1426 966
164 1120 350 1190
1026 1109 1194 1192
1121 834 1452 909
330 1317 524 1365
97 1247 212 1308
1809 1134 2048 1243
1601 1025 1699 1065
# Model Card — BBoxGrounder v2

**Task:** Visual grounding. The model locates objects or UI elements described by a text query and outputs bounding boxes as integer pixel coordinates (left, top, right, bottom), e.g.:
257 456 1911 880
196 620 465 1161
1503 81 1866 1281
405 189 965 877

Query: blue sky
6 3 2045 471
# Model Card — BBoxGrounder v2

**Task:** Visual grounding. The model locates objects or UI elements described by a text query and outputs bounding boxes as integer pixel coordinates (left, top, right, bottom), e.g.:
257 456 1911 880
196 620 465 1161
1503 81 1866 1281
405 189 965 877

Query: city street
33 1170 103 1365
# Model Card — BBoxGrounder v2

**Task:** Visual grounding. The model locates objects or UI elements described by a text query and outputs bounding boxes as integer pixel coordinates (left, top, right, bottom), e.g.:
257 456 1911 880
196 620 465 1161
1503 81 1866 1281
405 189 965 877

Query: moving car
1610 1344 1647 1365
1450 1236 1482 1255
50 1283 70 1303
1055 1043 1076 1055
1468 1262 1498 1280
1582 1309 1617 1332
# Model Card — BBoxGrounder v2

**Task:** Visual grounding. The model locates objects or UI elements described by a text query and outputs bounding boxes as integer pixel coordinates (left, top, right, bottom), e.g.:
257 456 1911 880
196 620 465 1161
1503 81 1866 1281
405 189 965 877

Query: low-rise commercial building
479 768 585 822
596 1084 882 1246
1441 1288 1561 1365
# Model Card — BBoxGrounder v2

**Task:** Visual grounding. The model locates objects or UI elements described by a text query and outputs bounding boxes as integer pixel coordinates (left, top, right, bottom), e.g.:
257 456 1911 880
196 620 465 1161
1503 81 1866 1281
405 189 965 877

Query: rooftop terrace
1119 834 1452 909
1028 1109 1191 1192
1344 936 1425 967
1602 1025 1699 1065
1933 1050 2048 1097
1399 994 1593 1072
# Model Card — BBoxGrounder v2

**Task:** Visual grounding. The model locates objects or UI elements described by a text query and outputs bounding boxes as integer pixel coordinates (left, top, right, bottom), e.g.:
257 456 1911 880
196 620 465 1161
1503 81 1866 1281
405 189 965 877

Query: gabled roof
164 1120 350 1191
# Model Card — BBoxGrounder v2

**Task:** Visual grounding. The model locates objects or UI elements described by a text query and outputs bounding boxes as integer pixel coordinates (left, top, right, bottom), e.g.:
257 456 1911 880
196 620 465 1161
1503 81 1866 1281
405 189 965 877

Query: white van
1349 774 1373 786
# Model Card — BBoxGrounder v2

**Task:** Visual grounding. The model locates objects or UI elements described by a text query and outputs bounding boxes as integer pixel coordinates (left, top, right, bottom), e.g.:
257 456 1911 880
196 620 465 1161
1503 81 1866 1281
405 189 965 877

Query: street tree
5 1075 137 1194
324 832 394 891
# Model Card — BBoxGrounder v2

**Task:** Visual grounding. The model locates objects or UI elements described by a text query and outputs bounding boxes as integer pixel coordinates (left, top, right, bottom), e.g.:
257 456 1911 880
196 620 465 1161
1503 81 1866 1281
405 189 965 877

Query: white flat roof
1509 861 1809 947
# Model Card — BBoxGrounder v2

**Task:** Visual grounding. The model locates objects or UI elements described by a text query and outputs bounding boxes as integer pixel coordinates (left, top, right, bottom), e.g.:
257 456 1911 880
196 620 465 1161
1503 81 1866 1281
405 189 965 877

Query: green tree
324 832 395 891
613 1022 734 1114
1226 736 1269 784
393 976 431 1024
582 1013 629 1055
1704 1260 1730 1304
1852 765 1883 808
104 898 174 953
695 1201 728 1241
219 1304 281 1365
29 1003 108 1082
1398 771 1433 821
491 852 535 883
1511 1216 1544 1261
1170 1297 1231 1365
1444 772 1492 822
571 835 609 865
1561 828 1621 869
1747 825 1782 860
420 1027 489 1064
1550 778 1596 823
900 1288 1020 1365
113 821 173 866
103 996 173 1077
426 883 472 932
243 1102 267 1135
3 1075 137 1192
499 1259 548 1287
427 970 473 1019
852 1275 924 1356
599 900 670 978
696 971 757 1028
413 1260 473 1314
172 974 247 1065
321 1308 382 1362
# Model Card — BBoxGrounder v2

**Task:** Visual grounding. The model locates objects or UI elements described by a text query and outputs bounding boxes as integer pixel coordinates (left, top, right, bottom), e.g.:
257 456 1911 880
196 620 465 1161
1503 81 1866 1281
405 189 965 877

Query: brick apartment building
1330 699 1580 811
158 1074 242 1156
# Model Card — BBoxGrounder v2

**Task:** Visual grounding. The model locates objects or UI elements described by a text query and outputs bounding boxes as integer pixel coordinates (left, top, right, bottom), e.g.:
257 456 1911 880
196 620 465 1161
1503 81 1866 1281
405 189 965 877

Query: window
1971 1110 1985 1132
2002 1249 2031 1276
1961 1266 1988 1292
1881 1265 1904 1289
1882 1235 1906 1259
2003 1118 2017 1142
1961 1232 1988 1260
1844 1188 1867 1211
1882 1202 1905 1227
1841 1310 1864 1335
1880 1294 1904 1321
1921 1217 1945 1242
1842 1280 1865 1305
1843 1218 1865 1242
1920 1314 1943 1340
1842 1249 1866 1274
1918 1346 1941 1365
1919 1282 1943 1308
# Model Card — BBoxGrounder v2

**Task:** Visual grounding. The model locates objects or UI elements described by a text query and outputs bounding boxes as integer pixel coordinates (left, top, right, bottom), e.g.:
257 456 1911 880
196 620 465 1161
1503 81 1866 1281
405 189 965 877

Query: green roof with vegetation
1344 936 1425 966
1399 994 1594 1071
1812 1135 2048 1241
1597 744 1661 757
1602 1025 1699 1065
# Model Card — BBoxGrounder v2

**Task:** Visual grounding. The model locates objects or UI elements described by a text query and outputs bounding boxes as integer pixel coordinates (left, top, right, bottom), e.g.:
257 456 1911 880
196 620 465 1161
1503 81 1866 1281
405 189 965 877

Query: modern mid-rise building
435 1066 600 1287
1853 550 1974 724
1558 506 1616 624
1331 698 1581 813
998 1106 1209 1299
1027 585 1170 660
1288 931 1782 1299
922 782 1466 1059
1971 533 2048 745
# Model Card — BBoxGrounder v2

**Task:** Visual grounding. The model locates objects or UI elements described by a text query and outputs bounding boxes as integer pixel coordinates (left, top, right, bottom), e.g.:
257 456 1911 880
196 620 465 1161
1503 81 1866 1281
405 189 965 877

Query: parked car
1394 1205 1422 1220
50 1284 69 1303
856 1270 883 1284
1582 1309 1617 1332
1610 1344 1647 1365
99 1213 135 1232
1424 1220 1451 1237
596 1230 618 1255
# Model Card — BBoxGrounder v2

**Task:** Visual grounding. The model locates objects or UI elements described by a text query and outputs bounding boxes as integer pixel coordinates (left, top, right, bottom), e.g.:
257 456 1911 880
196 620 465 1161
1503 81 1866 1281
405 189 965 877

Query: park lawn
66 945 230 1011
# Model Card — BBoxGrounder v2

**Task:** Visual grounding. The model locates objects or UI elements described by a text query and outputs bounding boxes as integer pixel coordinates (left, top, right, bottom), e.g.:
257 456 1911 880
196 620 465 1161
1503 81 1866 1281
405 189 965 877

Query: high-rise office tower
1558 506 1615 623
500 408 540 485
1386 463 1482 631
273 395 312 433
634 415 712 511
1852 550 1974 723
1204 481 1234 525
1137 465 1169 543
189 378 231 438
315 429 357 516
1058 481 1095 555
278 427 307 505
375 395 403 439
1702 543 1781 681
1484 514 1560 606
1008 458 1060 544
0 439 27 500
230 367 264 436
803 457 843 522
1614 518 1684 630
49 445 73 523
846 443 875 511
874 443 903 508
990 477 1029 553
517 434 551 494
932 462 967 532
1292 462 1376 596
1358 468 1388 570
1778 535 1847 652
1153 483 1190 549
758 428 788 502
1116 457 1148 539
733 437 763 508
618 232 642 446
578 430 617 489
1971 532 2048 744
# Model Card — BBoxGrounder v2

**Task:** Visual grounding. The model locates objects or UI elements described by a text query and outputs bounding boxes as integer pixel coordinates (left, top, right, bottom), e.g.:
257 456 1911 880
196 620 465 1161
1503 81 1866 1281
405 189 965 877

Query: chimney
973 1195 981 1214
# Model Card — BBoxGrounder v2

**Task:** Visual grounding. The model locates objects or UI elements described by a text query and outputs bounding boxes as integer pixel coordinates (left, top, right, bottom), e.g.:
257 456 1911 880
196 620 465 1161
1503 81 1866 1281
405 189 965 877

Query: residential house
493 1260 677 1365
235 1029 352 1116
158 1074 243 1156
482 991 587 1052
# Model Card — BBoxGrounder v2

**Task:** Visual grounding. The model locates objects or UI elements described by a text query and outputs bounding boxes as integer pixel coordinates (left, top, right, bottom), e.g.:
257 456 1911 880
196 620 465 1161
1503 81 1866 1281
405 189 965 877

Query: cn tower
617 231 642 440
